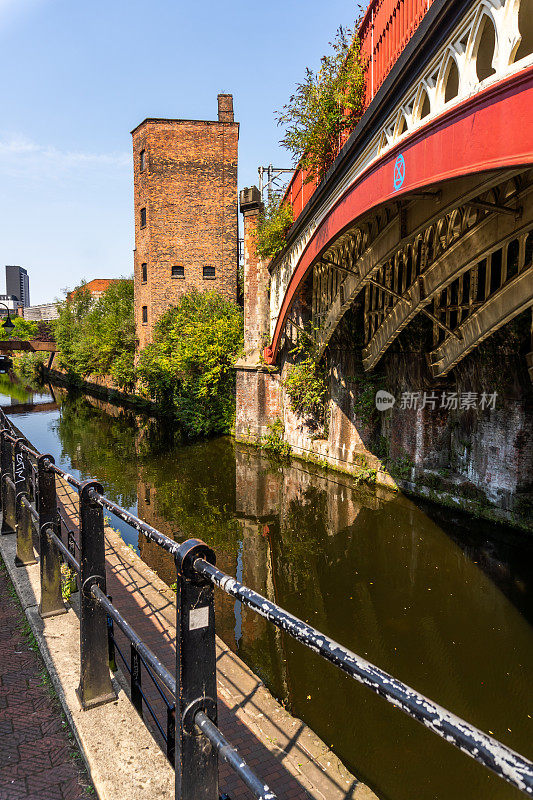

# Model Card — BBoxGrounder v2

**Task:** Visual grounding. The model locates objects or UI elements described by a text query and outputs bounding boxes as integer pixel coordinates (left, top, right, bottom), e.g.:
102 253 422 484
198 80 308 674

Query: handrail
1 407 532 797
195 711 276 800
92 586 175 696
192 556 533 795
0 415 277 800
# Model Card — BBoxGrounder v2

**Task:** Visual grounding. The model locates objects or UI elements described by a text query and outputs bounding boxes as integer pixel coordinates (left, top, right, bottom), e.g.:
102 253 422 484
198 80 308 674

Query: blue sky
0 0 361 304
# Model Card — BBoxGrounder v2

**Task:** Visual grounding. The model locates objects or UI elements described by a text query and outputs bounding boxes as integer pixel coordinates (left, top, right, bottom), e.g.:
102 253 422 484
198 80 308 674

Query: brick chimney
239 186 271 358
218 94 234 123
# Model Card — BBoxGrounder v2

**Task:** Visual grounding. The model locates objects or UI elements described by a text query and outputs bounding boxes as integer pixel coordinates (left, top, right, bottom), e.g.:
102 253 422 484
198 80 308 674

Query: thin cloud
0 0 46 33
0 134 130 181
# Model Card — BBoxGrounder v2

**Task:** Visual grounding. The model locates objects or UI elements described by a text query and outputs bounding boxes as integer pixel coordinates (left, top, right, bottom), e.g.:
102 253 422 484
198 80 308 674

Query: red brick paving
0 555 93 800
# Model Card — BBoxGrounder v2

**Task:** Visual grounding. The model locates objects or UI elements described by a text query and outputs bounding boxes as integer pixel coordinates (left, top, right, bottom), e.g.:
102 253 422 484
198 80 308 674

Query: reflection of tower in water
136 477 243 650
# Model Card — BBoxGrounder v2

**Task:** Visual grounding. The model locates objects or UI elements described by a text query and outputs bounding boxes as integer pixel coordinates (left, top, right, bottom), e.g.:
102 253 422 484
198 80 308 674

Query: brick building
67 278 126 301
132 94 239 349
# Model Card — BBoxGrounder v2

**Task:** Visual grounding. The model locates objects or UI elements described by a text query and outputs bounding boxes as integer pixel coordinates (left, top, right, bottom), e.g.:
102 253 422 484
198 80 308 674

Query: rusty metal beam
320 258 359 277
429 266 533 377
466 199 521 217
367 277 462 339
362 182 533 370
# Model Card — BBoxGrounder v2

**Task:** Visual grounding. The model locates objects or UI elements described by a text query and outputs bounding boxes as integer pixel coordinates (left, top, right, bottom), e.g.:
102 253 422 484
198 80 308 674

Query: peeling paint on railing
194 558 533 796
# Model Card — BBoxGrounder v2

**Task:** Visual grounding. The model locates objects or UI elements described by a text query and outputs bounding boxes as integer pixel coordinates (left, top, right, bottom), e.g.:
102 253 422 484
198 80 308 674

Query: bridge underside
267 56 533 378
306 168 533 377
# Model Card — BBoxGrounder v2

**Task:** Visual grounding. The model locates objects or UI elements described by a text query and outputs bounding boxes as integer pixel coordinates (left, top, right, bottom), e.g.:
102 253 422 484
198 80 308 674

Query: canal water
2 374 532 800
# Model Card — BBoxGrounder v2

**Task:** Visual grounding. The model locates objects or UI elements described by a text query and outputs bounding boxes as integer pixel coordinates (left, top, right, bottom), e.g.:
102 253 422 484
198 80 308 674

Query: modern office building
5 266 30 307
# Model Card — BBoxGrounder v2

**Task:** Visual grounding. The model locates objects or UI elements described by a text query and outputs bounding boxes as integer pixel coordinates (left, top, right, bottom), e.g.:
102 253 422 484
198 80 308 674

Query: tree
255 195 294 260
0 316 38 341
54 279 136 390
137 290 244 437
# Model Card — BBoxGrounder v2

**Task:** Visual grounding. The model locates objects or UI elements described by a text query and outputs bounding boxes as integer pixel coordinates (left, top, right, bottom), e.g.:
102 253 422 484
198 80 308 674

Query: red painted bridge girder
265 66 533 366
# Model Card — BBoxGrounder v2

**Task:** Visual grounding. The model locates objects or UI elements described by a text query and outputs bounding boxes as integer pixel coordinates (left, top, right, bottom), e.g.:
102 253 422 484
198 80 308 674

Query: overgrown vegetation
54 279 136 391
348 373 385 425
255 195 294 260
60 562 77 602
14 351 48 381
277 26 366 182
260 418 292 459
284 332 329 426
137 290 243 437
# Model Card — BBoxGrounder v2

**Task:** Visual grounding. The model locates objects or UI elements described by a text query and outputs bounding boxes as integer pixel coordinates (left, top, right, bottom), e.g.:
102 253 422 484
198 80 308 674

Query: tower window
172 265 184 278
203 266 215 279
142 306 148 323
140 149 145 172
140 207 147 228
141 263 147 283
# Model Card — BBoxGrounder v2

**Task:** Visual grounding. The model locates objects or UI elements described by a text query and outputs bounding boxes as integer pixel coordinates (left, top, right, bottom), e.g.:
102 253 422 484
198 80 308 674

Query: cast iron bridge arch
264 0 533 375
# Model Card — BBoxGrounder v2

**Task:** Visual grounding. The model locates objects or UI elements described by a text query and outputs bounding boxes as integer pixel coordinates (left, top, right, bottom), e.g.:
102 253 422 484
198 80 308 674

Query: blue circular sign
393 153 405 191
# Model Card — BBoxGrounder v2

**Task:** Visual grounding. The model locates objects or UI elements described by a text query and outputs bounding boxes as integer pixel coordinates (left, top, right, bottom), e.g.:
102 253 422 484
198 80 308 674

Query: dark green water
3 375 532 800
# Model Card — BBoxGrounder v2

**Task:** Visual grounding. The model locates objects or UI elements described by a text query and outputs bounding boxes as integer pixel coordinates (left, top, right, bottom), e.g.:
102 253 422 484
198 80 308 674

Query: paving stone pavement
0 555 93 800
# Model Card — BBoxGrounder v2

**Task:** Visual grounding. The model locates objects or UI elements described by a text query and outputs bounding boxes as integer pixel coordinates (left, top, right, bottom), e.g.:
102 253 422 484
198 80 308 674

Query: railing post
175 539 218 800
14 441 37 566
1 432 16 535
106 598 117 672
0 429 4 517
77 479 116 710
131 643 143 716
37 454 66 618
167 705 176 765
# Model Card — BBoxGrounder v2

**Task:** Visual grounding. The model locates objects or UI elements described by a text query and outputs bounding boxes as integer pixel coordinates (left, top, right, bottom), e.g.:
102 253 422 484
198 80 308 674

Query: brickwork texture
132 94 239 349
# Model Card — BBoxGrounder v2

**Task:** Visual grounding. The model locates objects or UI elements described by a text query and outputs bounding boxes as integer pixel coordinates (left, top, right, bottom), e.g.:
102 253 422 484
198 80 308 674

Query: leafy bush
277 26 365 181
284 327 329 427
261 418 292 459
54 279 136 390
13 351 47 381
0 316 38 341
285 355 328 423
137 290 244 437
255 196 294 260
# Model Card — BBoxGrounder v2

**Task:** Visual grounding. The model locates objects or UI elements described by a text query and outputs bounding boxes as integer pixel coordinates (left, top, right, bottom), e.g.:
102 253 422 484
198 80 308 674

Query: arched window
396 114 407 137
514 0 533 61
476 16 497 81
419 89 431 120
444 58 459 103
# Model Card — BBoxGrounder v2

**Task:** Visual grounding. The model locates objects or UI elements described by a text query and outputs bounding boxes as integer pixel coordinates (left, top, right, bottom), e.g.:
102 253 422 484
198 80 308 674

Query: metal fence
1 405 532 799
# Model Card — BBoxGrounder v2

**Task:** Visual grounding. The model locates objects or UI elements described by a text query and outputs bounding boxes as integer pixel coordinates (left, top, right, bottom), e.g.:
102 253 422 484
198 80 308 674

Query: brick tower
132 94 239 349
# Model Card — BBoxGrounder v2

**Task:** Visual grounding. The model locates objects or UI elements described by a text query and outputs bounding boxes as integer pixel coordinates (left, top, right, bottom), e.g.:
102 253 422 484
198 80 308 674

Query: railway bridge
236 0 533 523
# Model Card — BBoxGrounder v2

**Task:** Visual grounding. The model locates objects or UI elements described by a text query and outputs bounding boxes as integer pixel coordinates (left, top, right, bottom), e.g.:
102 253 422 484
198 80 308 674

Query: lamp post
0 303 15 332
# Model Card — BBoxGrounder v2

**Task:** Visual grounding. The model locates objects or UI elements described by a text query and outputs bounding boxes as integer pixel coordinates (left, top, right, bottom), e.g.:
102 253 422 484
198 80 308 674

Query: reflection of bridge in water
4 385 533 800
135 441 533 800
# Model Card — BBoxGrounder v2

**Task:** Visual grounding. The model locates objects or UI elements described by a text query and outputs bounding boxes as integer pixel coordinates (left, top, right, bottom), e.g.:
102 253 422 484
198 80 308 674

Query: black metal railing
1 406 532 799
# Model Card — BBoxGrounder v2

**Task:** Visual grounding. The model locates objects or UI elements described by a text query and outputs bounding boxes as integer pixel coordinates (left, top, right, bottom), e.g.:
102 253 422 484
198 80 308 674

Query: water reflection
0 372 56 407
5 386 533 800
